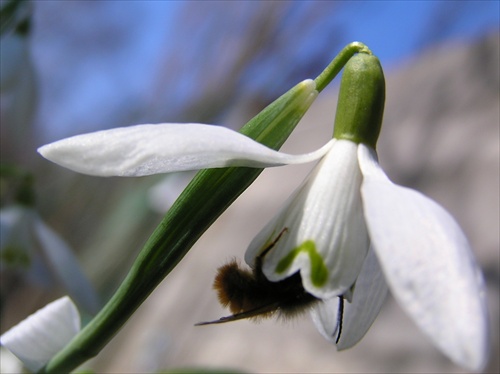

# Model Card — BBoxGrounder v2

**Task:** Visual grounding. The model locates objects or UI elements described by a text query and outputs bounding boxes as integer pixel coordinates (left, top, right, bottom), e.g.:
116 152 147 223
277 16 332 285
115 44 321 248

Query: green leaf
41 79 318 373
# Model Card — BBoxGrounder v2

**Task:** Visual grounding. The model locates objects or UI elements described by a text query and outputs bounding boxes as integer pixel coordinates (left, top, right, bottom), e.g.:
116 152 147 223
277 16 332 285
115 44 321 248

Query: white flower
0 296 81 372
37 121 489 370
246 140 489 371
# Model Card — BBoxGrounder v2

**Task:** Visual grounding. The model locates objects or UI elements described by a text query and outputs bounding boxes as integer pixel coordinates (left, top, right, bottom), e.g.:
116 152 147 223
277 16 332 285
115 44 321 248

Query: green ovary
275 240 328 287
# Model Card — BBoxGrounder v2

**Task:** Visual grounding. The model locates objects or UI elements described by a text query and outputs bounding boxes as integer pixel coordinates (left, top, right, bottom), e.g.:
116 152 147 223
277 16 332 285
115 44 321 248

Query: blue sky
26 1 499 140
335 0 499 64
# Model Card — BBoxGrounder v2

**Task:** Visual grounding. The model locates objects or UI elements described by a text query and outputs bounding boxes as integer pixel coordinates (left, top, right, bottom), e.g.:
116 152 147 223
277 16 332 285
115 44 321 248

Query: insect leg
258 227 289 259
253 227 289 275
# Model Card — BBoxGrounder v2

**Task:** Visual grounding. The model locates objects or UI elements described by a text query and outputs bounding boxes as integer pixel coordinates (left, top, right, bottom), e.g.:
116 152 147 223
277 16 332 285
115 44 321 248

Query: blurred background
1 0 498 373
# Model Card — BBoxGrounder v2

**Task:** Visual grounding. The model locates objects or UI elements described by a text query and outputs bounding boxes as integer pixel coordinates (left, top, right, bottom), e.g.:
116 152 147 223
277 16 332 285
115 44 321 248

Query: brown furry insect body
196 229 320 325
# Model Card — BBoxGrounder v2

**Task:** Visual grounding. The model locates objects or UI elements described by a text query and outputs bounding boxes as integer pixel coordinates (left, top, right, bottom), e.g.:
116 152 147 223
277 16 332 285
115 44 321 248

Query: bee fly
196 228 345 343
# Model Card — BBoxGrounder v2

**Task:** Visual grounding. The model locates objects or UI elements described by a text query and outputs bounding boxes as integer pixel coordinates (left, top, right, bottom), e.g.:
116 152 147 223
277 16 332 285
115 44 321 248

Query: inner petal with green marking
275 240 328 287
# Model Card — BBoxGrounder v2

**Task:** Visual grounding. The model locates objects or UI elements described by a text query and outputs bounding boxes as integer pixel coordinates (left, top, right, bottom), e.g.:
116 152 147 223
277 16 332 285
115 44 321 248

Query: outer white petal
0 296 80 372
358 144 489 370
337 247 388 350
33 215 100 315
37 124 333 177
310 297 340 343
246 140 370 299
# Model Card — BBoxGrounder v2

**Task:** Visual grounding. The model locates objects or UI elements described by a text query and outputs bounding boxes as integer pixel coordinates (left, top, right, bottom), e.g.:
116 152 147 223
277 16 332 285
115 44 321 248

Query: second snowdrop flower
0 297 80 372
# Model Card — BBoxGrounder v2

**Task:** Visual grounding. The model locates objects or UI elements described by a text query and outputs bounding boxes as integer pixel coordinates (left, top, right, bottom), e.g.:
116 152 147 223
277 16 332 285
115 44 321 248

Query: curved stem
314 42 372 93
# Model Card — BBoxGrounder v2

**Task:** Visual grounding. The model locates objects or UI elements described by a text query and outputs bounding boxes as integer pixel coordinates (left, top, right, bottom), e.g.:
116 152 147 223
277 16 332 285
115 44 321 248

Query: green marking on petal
275 247 300 273
275 240 328 287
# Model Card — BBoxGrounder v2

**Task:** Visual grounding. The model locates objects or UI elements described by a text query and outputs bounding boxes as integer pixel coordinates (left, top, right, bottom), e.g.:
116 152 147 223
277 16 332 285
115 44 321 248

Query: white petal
358 144 489 370
246 140 370 299
38 124 333 177
310 298 340 343
1 347 24 374
0 296 80 372
337 247 388 350
33 216 100 315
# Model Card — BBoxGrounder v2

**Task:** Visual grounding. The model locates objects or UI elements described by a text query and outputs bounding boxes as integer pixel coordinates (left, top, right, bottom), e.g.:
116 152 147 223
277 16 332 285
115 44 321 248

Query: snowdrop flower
0 296 81 372
244 54 488 370
1 205 100 315
251 54 488 370
36 54 489 370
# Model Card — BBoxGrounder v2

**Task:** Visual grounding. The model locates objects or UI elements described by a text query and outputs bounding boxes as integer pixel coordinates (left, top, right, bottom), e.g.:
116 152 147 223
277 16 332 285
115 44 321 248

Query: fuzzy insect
196 228 345 342
197 229 319 324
